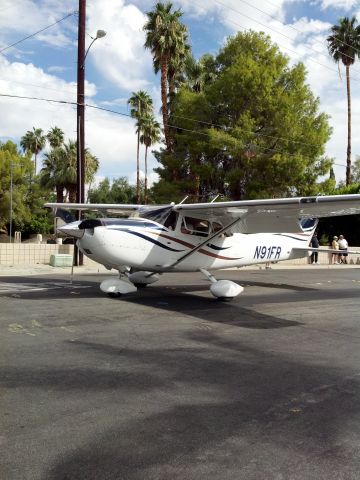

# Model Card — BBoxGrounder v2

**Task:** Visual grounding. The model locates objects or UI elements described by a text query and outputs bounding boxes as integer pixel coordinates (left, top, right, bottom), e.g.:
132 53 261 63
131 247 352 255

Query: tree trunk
161 58 170 151
144 146 148 205
56 186 64 203
346 64 352 185
68 184 77 203
136 129 140 204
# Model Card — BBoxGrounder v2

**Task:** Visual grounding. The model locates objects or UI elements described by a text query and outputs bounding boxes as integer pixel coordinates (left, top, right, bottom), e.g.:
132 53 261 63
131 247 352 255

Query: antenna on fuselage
178 196 189 205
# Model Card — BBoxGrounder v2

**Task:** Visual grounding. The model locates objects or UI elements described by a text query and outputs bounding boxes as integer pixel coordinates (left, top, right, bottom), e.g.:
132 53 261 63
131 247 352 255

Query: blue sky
1 0 360 189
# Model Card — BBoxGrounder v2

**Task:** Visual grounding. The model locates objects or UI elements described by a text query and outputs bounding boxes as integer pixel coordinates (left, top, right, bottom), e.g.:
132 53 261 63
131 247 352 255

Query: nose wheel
100 269 137 296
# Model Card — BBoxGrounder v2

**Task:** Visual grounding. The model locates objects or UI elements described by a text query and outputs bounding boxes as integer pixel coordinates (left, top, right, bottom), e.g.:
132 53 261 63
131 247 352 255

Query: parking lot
1 267 360 479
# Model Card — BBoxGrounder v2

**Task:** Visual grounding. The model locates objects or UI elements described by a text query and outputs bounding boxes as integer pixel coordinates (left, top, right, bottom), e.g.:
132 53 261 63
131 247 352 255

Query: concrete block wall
280 249 360 266
0 243 359 267
0 244 94 266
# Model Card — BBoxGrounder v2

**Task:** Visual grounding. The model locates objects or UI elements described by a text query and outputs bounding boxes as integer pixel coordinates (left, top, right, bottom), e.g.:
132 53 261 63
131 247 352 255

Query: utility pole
9 162 13 244
76 0 86 265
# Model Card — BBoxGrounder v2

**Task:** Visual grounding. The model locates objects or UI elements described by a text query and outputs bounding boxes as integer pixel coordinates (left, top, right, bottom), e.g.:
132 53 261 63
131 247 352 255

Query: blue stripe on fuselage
125 230 186 252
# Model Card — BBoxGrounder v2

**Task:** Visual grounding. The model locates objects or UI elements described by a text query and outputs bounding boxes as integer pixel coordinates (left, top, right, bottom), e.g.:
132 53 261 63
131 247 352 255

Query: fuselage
60 217 312 272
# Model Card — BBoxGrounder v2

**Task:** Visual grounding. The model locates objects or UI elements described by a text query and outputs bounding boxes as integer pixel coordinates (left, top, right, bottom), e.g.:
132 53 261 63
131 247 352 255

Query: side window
181 217 210 237
212 221 232 237
212 222 223 233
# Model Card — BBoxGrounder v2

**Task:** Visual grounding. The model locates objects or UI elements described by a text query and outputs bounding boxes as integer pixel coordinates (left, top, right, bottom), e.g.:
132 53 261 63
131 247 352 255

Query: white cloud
47 65 68 73
319 0 358 10
0 0 76 49
87 0 154 90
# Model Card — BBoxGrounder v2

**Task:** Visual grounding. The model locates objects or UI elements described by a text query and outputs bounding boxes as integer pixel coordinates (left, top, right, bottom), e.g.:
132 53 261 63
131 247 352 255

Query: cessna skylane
45 194 360 300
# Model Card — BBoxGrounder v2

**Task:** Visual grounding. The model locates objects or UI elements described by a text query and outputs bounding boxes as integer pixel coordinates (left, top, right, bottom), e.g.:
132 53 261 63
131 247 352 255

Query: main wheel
133 283 147 289
107 292 121 298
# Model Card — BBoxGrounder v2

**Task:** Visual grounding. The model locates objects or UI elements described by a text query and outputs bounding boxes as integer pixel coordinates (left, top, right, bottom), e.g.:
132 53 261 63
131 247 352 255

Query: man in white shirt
338 234 349 264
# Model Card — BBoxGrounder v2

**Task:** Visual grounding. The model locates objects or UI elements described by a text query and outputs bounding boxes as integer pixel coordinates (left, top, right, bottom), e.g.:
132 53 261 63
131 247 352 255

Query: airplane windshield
141 206 174 225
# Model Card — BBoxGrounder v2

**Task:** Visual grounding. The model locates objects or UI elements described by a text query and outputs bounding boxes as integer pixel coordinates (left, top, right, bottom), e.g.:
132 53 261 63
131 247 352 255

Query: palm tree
184 54 217 93
40 148 66 202
138 115 162 204
41 140 98 202
20 127 46 174
59 140 99 202
327 16 360 185
128 91 153 203
167 38 190 104
46 126 64 149
144 2 188 151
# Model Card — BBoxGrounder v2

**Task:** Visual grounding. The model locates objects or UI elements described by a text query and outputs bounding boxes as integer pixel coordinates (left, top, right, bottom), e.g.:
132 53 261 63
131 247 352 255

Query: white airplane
45 194 360 300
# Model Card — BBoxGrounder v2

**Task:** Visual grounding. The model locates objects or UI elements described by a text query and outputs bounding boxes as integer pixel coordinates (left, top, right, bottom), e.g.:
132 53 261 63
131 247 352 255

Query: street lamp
83 30 106 66
76 0 106 264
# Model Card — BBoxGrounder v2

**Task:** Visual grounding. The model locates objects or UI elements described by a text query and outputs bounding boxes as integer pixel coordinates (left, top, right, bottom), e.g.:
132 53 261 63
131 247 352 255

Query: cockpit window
141 206 173 225
181 216 210 236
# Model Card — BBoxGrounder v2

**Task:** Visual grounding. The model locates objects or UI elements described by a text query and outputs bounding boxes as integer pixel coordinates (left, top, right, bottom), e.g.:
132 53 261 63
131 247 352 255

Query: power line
0 92 347 169
198 0 360 82
230 0 360 66
0 11 77 54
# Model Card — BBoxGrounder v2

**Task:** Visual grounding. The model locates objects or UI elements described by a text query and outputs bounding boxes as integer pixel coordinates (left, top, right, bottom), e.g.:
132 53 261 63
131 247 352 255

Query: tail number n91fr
254 246 282 260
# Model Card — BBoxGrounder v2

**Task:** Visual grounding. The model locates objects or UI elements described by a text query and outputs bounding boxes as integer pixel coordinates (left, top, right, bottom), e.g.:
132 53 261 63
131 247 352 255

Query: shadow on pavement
38 332 360 480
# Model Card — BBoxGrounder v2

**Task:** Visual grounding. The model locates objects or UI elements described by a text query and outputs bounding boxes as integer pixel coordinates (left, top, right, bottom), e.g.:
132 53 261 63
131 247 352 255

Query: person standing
310 232 319 264
338 234 349 264
332 235 340 264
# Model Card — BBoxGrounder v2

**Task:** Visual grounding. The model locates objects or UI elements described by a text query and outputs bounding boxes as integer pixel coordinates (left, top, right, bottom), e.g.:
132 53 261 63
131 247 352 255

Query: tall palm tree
138 115 162 204
128 91 153 203
167 38 190 104
144 2 188 151
46 126 64 149
327 16 360 185
20 127 46 174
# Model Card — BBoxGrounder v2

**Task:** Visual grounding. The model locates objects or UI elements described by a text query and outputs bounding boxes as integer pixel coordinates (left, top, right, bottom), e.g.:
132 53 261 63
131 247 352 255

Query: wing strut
164 215 246 269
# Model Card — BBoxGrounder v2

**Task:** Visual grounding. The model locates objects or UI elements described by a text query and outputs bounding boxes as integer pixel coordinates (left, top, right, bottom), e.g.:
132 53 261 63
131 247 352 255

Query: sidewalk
0 263 110 277
0 262 358 277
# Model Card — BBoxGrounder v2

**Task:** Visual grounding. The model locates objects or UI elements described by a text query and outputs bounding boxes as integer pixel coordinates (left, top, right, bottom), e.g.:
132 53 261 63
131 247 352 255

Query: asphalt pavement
1 267 360 479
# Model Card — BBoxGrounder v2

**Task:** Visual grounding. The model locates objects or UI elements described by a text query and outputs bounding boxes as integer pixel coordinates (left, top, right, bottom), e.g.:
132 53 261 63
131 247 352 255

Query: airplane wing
173 194 360 234
45 194 360 234
44 202 141 216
